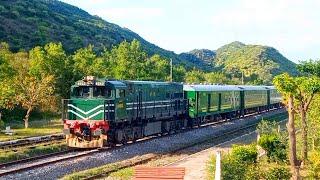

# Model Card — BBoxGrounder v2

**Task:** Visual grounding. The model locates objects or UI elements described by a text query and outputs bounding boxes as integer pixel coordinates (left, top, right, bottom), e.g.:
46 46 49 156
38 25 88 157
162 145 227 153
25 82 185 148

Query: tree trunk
300 105 308 164
288 96 300 179
24 107 32 129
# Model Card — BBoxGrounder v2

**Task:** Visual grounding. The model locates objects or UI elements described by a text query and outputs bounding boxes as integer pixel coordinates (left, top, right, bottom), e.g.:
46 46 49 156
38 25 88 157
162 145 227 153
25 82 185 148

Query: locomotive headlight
93 129 102 136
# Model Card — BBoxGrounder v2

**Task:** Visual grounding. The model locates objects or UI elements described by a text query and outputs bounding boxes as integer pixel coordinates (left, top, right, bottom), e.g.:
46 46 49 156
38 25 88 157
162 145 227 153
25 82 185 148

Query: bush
231 144 258 163
220 145 259 180
221 155 248 180
258 134 287 162
264 166 291 180
257 120 278 135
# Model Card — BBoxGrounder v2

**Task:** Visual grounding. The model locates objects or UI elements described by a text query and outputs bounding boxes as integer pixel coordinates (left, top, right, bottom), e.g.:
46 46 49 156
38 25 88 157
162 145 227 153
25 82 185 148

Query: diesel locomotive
62 76 281 148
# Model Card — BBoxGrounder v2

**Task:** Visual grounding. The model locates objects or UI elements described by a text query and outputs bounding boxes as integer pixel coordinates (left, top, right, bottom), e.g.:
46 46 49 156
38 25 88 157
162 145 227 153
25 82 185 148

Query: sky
61 0 320 63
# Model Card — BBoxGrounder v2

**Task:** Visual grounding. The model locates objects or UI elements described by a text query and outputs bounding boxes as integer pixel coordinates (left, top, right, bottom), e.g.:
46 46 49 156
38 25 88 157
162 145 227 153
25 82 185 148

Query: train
62 76 282 148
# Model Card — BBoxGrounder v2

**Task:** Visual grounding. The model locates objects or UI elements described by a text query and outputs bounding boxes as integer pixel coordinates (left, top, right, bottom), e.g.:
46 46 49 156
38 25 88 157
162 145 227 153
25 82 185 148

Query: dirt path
168 131 258 180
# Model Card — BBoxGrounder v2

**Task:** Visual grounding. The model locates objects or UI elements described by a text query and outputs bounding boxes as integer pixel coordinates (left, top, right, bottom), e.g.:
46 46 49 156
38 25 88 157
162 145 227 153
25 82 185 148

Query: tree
145 54 170 81
109 40 148 80
12 52 56 128
205 72 230 84
294 76 320 163
173 65 186 82
0 42 16 119
29 42 73 98
185 68 206 83
273 73 300 179
297 59 320 77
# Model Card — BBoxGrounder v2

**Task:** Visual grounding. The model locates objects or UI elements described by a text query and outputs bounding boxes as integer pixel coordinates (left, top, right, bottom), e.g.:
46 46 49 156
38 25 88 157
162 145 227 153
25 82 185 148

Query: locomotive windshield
72 86 113 98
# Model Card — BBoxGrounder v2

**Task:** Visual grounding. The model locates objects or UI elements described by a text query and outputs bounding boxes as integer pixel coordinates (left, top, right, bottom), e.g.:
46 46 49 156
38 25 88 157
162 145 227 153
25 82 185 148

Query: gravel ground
169 131 258 180
0 109 285 180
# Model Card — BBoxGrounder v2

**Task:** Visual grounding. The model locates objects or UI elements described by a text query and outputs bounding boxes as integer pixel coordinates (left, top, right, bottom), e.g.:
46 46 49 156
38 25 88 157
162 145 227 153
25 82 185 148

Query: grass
62 154 156 180
0 142 68 163
107 167 134 180
0 119 63 141
62 153 186 180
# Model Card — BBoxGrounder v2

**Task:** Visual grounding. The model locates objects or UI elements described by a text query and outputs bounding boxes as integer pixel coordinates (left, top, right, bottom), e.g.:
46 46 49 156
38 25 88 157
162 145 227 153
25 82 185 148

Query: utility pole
215 150 221 180
241 71 244 85
170 58 173 82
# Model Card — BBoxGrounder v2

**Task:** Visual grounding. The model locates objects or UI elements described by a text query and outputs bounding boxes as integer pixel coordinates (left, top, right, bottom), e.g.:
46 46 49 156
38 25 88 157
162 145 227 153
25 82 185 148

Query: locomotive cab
62 76 126 148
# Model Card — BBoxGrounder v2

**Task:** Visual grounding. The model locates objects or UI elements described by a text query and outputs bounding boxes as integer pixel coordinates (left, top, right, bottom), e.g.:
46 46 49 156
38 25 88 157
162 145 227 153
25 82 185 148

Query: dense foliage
0 40 184 126
221 145 258 180
0 0 297 79
0 0 196 68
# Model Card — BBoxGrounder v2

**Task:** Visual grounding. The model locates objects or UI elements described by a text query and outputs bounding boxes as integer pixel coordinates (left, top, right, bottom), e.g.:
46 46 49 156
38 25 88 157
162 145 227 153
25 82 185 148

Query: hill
214 41 298 76
178 49 216 71
0 0 297 78
0 0 198 67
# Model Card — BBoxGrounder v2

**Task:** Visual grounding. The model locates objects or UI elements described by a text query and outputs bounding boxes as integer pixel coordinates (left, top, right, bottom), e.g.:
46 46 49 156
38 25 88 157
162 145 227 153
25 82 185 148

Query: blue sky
61 0 320 63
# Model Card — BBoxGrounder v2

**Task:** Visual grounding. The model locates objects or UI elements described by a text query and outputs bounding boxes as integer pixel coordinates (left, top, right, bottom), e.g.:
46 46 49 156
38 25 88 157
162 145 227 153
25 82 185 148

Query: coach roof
183 85 242 91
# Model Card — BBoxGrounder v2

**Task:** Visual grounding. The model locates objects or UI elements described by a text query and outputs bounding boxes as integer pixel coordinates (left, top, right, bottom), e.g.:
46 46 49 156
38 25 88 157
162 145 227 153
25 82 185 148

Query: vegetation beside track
0 142 67 164
0 119 62 141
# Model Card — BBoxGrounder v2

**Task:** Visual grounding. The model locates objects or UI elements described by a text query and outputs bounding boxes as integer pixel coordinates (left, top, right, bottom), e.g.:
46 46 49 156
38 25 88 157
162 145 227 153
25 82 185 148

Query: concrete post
215 150 221 180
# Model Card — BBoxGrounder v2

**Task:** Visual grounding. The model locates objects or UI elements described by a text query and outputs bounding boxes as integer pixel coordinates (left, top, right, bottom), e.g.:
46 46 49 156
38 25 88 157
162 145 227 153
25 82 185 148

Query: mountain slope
0 0 193 66
178 49 215 70
0 0 297 76
214 41 298 76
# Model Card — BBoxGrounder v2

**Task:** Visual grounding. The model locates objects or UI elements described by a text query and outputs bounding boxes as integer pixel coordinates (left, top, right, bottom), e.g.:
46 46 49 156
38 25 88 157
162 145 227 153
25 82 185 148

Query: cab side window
116 89 126 98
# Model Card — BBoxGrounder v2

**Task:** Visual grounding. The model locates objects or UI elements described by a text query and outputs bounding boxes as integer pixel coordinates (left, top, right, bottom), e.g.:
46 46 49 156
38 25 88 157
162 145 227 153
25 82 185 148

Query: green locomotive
62 76 281 148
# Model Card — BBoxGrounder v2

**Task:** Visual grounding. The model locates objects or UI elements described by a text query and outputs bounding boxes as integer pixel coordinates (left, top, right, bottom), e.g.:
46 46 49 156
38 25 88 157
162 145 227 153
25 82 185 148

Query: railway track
0 133 64 149
0 108 286 178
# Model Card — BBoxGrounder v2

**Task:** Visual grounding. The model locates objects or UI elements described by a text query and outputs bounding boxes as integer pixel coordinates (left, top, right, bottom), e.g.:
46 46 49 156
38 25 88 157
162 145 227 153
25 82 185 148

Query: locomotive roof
183 85 242 91
107 81 127 88
125 80 181 85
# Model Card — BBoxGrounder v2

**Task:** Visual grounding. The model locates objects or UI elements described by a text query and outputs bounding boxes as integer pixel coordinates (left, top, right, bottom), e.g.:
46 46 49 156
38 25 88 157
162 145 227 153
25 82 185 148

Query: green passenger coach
183 85 242 124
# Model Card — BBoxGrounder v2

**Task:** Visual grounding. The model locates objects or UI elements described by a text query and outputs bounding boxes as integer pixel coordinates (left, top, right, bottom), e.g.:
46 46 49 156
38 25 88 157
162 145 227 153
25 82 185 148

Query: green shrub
308 150 320 179
221 155 248 180
258 134 287 162
231 144 258 163
264 166 291 180
257 120 278 135
220 145 259 180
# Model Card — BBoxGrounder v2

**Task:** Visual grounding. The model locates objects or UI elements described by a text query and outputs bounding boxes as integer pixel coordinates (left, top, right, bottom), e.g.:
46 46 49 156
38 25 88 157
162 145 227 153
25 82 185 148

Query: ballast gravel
1 109 285 180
